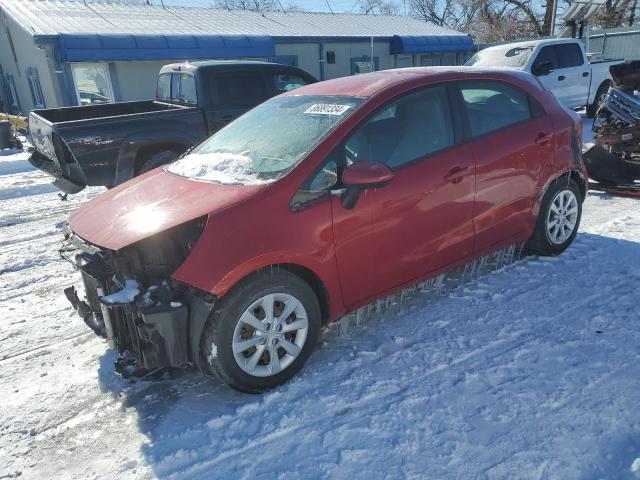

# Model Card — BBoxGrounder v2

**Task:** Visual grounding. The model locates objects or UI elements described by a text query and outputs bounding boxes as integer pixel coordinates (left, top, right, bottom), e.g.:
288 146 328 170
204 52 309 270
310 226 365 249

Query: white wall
274 43 321 79
0 11 63 113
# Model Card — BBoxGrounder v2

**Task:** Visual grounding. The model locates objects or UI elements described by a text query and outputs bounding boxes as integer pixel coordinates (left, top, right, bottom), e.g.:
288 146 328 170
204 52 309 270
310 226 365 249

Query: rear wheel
526 178 583 256
201 270 321 393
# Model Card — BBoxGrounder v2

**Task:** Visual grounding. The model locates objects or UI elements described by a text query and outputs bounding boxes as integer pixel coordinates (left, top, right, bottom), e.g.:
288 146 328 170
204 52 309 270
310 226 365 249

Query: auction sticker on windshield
304 104 352 116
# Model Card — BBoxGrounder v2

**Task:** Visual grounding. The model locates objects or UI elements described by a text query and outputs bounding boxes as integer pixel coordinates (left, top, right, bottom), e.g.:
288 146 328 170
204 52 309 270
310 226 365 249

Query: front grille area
62 217 207 371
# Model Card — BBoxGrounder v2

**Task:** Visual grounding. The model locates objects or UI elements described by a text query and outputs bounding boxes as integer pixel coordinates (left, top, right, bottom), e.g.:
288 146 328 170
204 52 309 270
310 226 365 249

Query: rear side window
156 74 171 101
344 85 454 169
460 81 531 137
215 72 268 107
556 43 584 68
273 73 309 93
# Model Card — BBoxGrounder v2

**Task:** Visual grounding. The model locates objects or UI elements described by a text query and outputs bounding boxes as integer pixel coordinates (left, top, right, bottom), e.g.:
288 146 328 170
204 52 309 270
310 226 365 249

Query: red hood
69 168 264 250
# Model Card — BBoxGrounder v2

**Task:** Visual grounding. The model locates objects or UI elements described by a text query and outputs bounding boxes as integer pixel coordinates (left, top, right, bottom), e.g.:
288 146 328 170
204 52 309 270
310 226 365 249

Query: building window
326 51 336 64
5 74 20 114
26 67 45 109
70 63 114 105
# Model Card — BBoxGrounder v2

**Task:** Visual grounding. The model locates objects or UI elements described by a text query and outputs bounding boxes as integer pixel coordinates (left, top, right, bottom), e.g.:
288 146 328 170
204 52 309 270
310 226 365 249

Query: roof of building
0 0 466 39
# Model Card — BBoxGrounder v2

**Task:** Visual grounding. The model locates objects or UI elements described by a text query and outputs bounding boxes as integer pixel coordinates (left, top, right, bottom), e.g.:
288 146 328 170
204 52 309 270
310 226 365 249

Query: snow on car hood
166 152 273 185
69 167 265 251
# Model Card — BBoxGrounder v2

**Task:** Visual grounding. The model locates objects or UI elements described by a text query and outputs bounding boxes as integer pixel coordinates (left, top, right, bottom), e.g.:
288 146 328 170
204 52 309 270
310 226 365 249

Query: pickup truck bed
29 100 205 193
29 60 317 194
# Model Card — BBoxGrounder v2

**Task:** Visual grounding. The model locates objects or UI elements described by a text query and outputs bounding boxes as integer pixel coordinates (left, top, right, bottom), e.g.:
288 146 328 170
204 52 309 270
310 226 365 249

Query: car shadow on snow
96 232 640 479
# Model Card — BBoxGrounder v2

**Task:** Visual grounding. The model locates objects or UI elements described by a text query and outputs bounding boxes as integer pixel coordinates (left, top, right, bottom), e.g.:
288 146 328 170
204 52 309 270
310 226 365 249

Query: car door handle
582 71 590 77
558 75 566 81
535 132 553 145
444 166 471 183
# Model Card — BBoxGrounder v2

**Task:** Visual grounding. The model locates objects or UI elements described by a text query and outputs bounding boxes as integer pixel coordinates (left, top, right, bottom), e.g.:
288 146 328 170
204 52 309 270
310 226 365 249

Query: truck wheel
135 149 181 175
526 178 583 256
201 270 321 393
586 82 610 118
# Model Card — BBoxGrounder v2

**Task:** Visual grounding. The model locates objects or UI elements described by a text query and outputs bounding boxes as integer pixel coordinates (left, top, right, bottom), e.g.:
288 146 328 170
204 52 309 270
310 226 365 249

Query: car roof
282 66 538 99
481 38 580 52
159 60 303 75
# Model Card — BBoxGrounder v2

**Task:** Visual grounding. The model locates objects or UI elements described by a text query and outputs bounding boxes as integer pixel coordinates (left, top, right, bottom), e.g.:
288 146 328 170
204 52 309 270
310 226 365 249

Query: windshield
166 95 362 185
465 45 535 69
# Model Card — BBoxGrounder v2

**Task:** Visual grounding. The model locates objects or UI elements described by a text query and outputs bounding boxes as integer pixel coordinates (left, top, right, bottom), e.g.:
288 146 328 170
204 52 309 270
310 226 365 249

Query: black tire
135 149 181 176
586 81 610 118
526 178 583 256
201 270 321 393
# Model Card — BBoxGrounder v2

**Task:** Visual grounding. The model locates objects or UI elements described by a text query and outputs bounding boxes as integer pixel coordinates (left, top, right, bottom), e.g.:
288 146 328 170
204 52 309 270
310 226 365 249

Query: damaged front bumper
60 226 213 375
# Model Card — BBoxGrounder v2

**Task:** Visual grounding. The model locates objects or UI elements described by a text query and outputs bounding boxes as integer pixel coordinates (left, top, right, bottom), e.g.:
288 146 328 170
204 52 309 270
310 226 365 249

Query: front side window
533 46 559 71
344 85 454 169
460 81 532 138
556 43 584 69
166 95 362 185
273 73 309 93
214 72 268 108
71 63 114 105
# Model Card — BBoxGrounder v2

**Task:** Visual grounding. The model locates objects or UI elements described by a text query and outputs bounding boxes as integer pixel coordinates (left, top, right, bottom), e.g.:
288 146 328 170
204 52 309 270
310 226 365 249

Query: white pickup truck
465 38 624 117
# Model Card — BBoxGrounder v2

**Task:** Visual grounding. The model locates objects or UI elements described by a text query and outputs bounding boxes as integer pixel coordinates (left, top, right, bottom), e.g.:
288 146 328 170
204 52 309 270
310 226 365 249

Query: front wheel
201 270 321 393
526 178 583 256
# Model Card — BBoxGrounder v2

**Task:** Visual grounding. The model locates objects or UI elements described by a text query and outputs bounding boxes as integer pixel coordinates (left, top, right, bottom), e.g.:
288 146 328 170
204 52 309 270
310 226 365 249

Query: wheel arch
533 169 587 221
189 262 332 371
113 131 197 185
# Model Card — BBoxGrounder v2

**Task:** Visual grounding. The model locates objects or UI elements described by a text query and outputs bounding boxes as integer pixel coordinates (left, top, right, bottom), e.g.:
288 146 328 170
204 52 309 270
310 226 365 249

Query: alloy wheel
231 293 309 377
546 189 579 245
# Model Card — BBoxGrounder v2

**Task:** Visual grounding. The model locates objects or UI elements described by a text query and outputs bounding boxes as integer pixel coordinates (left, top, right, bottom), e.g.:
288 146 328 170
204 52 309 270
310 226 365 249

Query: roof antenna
159 0 166 8
276 0 286 12
324 0 334 13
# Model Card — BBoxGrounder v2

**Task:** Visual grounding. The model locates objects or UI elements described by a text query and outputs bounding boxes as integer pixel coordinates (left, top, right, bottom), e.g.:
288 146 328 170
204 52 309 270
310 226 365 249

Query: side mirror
340 160 394 209
532 60 553 77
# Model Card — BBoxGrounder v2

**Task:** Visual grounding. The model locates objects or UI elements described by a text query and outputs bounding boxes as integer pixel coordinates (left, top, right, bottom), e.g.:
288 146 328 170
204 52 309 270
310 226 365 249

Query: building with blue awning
0 0 474 112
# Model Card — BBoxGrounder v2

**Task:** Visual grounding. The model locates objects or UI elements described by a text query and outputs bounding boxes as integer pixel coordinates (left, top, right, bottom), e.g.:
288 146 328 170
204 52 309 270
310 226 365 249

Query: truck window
214 72 268 107
157 73 171 101
272 73 309 93
178 73 197 104
533 46 559 71
556 44 584 68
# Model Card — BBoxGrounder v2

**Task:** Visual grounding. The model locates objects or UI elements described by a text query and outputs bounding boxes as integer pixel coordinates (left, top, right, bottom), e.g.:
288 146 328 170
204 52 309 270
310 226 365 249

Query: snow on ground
1 130 640 480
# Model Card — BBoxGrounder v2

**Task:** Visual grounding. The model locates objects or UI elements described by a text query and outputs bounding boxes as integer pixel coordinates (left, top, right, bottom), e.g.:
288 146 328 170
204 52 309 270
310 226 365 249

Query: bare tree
214 0 279 11
357 0 401 15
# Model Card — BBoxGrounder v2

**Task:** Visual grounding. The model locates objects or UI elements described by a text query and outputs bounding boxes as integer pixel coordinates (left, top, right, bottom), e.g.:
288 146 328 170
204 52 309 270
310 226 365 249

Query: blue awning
390 35 473 54
58 33 275 62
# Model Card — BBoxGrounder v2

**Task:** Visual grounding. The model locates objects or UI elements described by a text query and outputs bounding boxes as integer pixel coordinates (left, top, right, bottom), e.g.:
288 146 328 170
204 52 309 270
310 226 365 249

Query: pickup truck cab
465 38 623 116
28 61 316 193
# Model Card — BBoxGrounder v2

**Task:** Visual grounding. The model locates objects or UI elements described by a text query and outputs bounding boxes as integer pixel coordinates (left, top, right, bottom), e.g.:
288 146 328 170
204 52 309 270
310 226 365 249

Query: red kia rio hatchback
63 67 588 392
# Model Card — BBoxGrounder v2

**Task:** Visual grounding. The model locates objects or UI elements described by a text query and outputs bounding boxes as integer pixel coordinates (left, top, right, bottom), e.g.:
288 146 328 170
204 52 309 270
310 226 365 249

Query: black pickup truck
29 61 316 193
